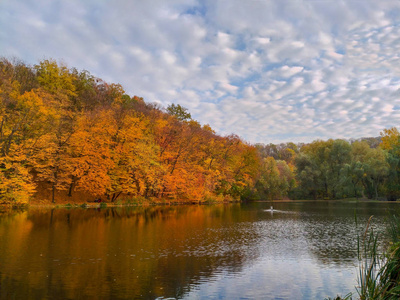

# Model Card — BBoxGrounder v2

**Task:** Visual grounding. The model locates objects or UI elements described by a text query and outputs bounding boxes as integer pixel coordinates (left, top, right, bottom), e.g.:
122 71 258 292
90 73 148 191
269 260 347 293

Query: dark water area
0 201 399 299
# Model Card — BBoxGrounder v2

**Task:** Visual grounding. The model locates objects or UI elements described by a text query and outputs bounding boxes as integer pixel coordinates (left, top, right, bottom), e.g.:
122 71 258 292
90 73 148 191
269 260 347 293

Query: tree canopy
1 58 399 204
0 58 259 204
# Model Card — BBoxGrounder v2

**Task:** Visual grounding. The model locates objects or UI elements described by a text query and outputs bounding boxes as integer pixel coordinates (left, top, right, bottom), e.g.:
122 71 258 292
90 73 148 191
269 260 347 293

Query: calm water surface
0 201 398 299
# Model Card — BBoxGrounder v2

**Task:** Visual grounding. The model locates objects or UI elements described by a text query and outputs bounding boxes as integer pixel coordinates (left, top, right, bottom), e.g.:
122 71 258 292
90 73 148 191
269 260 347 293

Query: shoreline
2 197 399 211
1 198 242 210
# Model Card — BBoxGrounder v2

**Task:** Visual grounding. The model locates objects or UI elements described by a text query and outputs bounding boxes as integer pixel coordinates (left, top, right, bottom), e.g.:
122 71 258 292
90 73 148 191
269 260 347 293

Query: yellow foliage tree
381 127 400 151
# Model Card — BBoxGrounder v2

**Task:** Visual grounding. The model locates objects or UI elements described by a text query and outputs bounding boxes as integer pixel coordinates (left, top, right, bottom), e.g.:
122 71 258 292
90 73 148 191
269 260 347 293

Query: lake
0 201 398 299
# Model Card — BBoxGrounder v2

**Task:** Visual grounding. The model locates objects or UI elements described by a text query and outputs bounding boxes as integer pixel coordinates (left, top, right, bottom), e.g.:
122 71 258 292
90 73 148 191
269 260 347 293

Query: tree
381 127 400 151
0 82 55 203
380 127 400 200
256 157 283 200
326 139 352 199
344 141 371 199
166 104 191 121
363 147 389 199
34 60 76 98
294 152 322 199
294 139 351 199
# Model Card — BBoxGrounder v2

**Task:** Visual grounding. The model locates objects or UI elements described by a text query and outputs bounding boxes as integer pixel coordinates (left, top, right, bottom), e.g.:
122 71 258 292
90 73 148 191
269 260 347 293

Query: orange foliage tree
0 58 262 204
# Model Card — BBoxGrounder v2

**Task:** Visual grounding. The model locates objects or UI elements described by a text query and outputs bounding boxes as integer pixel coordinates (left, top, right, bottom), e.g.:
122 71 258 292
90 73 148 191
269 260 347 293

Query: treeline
0 58 259 204
1 58 400 205
254 130 400 201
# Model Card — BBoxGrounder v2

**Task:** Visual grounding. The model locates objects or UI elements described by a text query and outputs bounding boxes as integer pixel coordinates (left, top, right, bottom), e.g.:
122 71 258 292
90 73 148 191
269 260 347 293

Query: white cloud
1 0 400 143
280 66 304 78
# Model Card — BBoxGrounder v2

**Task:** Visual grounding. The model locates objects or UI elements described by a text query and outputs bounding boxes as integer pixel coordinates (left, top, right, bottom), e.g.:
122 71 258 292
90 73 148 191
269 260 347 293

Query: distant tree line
253 131 400 201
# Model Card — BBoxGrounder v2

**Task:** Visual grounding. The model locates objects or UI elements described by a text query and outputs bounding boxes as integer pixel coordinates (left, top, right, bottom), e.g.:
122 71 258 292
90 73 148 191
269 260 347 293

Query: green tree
166 104 191 121
326 139 352 199
294 152 322 199
34 59 77 100
295 139 351 199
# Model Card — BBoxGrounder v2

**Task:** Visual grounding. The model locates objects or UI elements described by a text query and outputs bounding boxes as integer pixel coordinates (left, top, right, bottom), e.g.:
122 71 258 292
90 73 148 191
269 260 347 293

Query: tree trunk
52 183 56 203
68 182 74 197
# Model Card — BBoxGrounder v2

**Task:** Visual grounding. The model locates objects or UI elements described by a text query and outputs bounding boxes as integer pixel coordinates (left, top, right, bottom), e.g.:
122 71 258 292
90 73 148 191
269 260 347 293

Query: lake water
0 201 398 299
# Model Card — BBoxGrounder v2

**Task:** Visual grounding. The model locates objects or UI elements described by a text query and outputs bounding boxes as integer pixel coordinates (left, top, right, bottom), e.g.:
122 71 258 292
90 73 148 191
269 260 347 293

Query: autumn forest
1 58 400 205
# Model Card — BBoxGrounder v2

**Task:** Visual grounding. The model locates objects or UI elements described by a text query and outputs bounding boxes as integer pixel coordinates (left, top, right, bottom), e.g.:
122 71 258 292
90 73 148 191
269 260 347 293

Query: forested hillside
0 59 259 204
1 58 399 205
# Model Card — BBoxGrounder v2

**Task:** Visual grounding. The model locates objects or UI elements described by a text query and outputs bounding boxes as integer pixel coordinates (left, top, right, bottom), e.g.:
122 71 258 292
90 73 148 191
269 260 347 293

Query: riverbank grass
328 213 400 300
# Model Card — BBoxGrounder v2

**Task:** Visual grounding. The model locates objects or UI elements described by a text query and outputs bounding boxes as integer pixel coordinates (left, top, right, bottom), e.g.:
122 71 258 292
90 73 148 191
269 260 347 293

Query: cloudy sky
1 0 400 144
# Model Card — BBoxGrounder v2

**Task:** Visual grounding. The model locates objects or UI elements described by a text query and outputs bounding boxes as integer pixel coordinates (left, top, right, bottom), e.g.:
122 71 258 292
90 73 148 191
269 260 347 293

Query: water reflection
0 202 397 299
0 205 260 299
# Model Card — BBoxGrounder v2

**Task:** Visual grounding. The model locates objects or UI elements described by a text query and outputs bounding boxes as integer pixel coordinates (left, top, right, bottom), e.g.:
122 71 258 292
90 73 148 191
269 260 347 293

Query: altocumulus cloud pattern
1 0 400 143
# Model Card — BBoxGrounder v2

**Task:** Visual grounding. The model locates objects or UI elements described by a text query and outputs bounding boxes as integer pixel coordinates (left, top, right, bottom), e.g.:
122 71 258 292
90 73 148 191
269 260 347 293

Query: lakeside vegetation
255 133 397 202
1 58 400 205
327 214 400 300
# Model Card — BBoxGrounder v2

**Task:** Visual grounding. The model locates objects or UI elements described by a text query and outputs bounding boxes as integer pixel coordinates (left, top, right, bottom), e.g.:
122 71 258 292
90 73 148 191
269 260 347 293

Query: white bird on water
265 205 276 213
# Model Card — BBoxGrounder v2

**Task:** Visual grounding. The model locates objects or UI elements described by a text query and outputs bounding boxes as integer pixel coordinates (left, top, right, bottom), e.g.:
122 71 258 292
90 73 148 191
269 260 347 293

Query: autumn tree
380 127 400 200
0 74 54 203
7 58 400 205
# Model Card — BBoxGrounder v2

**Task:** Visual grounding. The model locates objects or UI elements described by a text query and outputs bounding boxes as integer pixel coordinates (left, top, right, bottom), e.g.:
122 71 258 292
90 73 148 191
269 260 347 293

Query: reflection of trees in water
2 202 394 299
0 205 26 214
0 204 263 300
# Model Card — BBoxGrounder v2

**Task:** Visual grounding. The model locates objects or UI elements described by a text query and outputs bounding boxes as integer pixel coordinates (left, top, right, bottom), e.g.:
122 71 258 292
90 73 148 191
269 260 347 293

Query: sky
1 0 400 144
